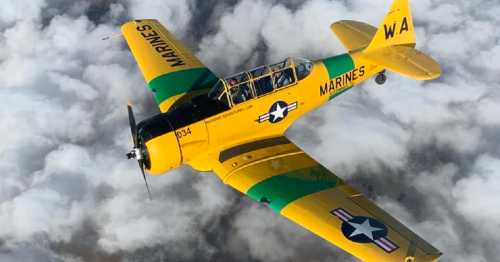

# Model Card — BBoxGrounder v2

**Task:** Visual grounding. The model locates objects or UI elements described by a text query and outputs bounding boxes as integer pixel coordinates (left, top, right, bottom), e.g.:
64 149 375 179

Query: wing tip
121 19 160 30
418 59 442 81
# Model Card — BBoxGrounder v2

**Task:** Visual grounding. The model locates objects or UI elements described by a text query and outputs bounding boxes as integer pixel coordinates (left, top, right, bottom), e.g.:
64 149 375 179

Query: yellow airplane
122 0 442 261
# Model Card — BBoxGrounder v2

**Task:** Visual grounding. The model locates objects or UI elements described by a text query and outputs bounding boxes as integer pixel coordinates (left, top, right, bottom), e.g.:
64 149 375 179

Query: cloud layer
1 0 499 261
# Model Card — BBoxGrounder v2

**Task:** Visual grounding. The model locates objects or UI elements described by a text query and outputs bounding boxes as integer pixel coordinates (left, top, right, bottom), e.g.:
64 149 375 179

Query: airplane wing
213 137 441 262
330 20 377 51
121 19 219 112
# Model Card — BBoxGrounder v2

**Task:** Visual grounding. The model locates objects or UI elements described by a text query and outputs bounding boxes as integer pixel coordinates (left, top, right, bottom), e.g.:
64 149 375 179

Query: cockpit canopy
208 58 313 107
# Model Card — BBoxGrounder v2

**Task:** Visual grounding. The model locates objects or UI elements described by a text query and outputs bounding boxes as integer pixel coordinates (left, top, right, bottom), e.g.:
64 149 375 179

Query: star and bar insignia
331 208 399 253
258 101 298 124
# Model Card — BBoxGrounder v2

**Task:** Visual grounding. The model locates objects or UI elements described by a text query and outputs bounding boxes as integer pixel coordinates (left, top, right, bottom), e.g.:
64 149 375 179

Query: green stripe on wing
148 68 219 104
246 165 342 213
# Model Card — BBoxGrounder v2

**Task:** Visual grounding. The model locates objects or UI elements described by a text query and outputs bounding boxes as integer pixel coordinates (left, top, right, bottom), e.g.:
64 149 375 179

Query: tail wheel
375 71 387 85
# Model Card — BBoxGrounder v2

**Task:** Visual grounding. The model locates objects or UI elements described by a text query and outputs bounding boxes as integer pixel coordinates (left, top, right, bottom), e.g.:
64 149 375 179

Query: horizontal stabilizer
362 45 442 80
330 20 377 51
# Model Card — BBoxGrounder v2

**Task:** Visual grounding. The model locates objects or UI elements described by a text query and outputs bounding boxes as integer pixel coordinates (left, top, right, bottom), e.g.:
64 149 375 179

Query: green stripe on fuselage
323 54 355 80
148 68 218 104
246 165 342 213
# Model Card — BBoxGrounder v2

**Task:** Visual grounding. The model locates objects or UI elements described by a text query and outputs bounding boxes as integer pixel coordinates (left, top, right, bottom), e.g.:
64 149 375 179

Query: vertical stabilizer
365 0 416 52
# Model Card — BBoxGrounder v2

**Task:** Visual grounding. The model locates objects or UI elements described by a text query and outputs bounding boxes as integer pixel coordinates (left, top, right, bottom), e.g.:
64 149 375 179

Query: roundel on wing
341 216 388 243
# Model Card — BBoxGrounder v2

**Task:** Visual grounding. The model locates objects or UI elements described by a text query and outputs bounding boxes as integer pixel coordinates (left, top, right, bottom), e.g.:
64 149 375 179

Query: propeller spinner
126 104 152 200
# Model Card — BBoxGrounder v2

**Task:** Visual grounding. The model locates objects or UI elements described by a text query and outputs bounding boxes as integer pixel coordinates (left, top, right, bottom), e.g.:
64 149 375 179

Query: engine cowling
144 131 181 175
137 113 182 176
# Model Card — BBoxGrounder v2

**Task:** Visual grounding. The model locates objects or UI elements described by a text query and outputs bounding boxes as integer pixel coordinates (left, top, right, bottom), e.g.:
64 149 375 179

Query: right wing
121 19 219 112
212 137 441 262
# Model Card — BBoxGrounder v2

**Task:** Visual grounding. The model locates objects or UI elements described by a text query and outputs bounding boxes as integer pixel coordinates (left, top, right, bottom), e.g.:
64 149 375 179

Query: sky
0 0 499 261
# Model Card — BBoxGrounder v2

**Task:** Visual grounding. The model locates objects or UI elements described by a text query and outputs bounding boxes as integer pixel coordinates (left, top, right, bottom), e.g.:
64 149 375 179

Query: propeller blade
127 103 152 200
139 160 152 200
127 104 138 147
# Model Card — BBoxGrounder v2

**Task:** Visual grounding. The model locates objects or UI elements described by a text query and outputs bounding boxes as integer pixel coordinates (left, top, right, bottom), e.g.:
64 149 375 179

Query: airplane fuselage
141 51 382 178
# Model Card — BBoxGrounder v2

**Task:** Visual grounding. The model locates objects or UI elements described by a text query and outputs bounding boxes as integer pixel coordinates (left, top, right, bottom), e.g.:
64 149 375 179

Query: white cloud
0 0 46 26
48 72 99 101
198 0 273 73
96 173 234 254
476 94 500 126
453 155 500 225
0 187 84 242
126 0 194 37
290 91 410 175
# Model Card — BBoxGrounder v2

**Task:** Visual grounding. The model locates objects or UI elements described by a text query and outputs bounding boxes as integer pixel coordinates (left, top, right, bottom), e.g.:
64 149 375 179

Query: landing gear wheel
375 71 387 85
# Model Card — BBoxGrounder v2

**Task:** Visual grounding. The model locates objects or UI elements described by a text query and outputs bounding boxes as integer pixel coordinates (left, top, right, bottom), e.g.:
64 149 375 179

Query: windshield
208 80 230 107
293 58 313 80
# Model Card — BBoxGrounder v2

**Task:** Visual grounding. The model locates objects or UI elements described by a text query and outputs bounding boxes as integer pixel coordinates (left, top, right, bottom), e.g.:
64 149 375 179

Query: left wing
121 19 219 112
212 137 441 262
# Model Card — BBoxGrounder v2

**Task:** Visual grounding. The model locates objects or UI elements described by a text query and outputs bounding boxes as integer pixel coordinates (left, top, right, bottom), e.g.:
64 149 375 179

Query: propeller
126 103 152 200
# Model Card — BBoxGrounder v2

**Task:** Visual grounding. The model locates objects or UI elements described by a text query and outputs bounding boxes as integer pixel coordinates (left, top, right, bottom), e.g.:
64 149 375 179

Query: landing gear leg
375 70 387 85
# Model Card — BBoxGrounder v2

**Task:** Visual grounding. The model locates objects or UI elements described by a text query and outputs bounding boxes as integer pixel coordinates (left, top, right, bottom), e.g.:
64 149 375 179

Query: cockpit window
250 66 269 78
227 72 249 86
253 75 273 96
225 72 254 105
230 82 253 105
273 68 295 89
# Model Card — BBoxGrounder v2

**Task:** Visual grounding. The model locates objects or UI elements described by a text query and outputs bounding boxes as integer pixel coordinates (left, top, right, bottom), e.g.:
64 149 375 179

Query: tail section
365 0 416 52
331 0 441 80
